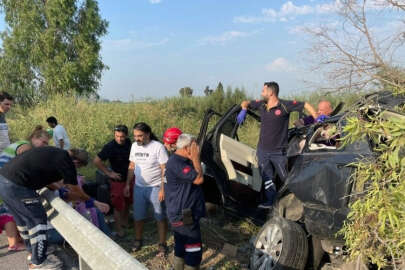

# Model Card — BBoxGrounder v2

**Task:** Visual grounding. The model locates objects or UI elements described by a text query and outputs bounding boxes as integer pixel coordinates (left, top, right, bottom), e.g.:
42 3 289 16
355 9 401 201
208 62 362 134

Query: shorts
133 185 166 221
110 180 133 211
0 214 14 234
172 221 202 267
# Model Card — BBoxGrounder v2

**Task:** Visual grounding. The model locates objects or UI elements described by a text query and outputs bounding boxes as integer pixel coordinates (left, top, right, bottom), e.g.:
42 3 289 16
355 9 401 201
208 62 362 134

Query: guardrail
39 188 148 270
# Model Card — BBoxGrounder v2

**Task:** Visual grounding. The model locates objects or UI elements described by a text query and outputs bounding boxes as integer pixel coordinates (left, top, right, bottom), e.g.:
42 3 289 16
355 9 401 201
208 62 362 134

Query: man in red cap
163 127 183 153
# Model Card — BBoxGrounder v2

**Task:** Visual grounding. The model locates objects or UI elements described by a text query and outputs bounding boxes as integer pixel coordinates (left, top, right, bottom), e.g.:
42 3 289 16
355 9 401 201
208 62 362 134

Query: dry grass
115 210 258 270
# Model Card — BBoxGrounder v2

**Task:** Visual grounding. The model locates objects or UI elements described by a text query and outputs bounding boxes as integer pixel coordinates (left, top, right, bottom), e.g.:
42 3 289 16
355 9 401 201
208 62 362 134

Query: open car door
218 134 261 192
205 105 263 192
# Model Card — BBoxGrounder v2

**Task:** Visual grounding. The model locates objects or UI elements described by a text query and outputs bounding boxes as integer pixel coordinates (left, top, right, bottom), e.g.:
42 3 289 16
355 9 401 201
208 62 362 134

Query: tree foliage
179 86 193 97
341 97 405 268
0 0 108 105
204 85 213 96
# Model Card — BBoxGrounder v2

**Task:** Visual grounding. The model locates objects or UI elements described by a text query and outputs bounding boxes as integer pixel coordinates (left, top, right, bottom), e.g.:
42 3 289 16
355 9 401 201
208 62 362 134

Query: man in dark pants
165 134 205 270
0 147 110 270
237 81 317 209
93 124 132 238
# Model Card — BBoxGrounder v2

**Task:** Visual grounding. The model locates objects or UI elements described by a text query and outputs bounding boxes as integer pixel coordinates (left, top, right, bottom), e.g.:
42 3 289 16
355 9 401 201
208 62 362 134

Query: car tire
250 216 308 270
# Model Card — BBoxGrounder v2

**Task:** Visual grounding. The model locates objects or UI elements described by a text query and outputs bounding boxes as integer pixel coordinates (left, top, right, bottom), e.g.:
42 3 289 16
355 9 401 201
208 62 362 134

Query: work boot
184 264 200 270
174 256 185 270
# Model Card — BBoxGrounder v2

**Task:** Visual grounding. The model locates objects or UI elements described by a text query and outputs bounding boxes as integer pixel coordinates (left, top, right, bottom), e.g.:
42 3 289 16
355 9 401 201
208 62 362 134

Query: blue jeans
257 149 288 205
96 208 112 237
47 228 64 245
133 185 166 221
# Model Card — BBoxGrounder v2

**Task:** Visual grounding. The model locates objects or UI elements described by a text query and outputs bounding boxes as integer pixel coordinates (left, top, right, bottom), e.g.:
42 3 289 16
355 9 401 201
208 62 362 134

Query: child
0 205 25 251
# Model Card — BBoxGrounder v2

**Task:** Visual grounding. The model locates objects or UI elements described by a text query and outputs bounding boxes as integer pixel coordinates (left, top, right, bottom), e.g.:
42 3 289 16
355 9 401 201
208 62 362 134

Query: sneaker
27 245 57 261
28 254 63 270
258 202 273 209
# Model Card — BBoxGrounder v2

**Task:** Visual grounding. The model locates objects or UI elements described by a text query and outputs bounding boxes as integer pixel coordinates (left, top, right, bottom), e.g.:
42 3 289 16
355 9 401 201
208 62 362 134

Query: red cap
163 127 183 144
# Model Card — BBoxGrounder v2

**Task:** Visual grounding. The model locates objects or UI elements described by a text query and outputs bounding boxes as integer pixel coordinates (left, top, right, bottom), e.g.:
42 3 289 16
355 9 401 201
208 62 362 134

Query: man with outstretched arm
294 100 333 127
0 147 109 270
237 81 317 209
165 134 205 270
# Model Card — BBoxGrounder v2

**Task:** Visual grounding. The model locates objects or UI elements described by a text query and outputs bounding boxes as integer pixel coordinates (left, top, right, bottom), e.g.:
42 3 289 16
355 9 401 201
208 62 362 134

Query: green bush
340 91 405 268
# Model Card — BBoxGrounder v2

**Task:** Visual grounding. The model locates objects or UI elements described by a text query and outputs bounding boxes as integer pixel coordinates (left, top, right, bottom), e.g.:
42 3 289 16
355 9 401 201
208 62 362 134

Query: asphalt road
0 234 79 270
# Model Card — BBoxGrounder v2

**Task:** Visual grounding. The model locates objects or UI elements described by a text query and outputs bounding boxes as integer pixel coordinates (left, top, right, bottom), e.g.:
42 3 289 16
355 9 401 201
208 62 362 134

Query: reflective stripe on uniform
17 225 28 232
264 180 274 190
30 234 46 245
185 243 201 252
19 233 30 240
28 224 48 236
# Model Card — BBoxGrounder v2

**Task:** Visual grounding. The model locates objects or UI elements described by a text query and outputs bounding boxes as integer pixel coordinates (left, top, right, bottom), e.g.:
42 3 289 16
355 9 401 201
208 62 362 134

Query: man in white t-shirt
46 116 71 150
124 122 169 256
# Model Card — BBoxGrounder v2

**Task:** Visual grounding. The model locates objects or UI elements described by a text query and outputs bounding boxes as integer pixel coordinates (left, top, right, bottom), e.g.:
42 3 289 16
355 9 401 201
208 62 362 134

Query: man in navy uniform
0 147 110 270
237 81 317 209
165 134 205 270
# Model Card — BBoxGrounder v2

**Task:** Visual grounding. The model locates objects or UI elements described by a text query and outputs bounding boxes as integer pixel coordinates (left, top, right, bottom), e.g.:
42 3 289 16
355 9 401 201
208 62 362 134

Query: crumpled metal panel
303 203 350 239
286 153 354 209
284 142 372 237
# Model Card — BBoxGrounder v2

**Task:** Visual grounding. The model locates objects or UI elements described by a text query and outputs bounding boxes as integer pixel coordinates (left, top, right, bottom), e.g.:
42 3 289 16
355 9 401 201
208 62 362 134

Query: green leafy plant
340 90 405 268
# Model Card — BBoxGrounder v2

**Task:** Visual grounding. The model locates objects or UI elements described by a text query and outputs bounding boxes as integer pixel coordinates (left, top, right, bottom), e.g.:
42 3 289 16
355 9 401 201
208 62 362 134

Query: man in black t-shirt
237 81 317 209
93 125 131 238
165 134 204 270
0 147 109 270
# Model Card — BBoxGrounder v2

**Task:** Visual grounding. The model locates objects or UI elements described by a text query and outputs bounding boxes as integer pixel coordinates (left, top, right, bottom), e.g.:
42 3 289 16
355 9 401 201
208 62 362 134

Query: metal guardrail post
39 188 148 270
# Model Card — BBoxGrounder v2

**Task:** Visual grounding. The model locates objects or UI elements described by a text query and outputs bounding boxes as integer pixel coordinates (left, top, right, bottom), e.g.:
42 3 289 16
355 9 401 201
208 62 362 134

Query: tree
0 0 108 105
179 86 193 97
305 0 405 267
215 81 224 94
305 0 405 94
203 85 213 96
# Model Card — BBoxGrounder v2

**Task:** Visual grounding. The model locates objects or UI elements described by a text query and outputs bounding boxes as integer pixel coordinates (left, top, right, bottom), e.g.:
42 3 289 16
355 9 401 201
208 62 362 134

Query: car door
204 105 263 192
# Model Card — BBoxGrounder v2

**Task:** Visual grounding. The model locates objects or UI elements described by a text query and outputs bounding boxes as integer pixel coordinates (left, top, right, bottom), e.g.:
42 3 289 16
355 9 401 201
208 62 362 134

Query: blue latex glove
237 109 247 124
85 198 95 208
316 114 329 123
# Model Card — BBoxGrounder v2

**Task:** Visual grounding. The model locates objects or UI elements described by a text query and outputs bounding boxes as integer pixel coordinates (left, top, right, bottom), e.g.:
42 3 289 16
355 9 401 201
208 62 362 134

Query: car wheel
250 216 308 270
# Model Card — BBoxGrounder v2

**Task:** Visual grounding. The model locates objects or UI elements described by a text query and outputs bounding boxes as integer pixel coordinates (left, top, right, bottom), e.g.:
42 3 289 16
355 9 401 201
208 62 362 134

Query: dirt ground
115 207 259 270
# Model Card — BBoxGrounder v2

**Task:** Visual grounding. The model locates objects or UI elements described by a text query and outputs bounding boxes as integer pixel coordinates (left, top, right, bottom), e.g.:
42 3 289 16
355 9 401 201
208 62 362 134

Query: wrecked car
196 91 405 270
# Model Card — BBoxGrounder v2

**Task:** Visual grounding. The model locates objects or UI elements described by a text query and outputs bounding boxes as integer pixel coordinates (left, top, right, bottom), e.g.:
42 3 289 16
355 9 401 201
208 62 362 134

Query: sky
0 0 402 101
98 0 338 100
